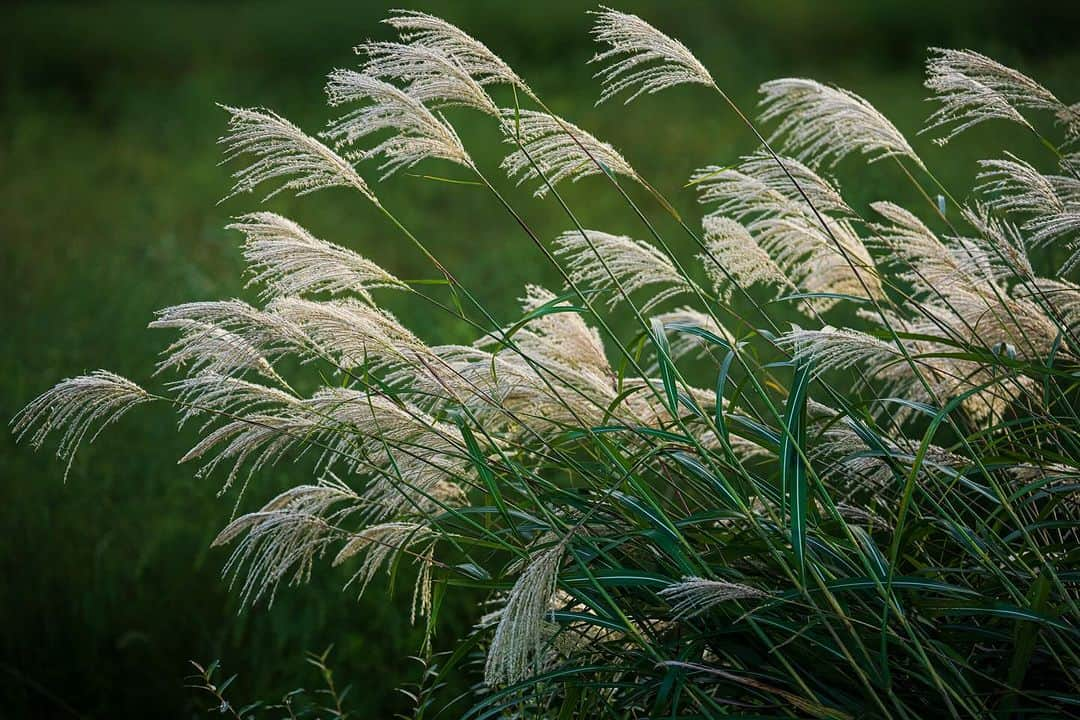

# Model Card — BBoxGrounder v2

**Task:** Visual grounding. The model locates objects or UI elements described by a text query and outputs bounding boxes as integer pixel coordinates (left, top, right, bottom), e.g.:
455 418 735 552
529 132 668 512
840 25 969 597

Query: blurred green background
2 0 1078 716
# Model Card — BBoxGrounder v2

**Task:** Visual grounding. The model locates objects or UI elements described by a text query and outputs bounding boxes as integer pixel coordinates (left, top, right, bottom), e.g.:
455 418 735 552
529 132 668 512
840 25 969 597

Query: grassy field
3 1 1078 716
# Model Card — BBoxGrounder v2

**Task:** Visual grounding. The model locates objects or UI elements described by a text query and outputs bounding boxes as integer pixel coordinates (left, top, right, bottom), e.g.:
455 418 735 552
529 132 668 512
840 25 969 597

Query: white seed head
758 78 921 168
383 10 529 93
12 371 152 479
590 7 713 104
212 478 360 606
554 229 693 313
485 543 564 685
359 41 499 116
269 297 431 372
231 212 406 303
923 48 1069 144
776 326 905 379
219 105 376 203
324 71 473 178
700 215 791 302
659 577 768 619
500 110 640 197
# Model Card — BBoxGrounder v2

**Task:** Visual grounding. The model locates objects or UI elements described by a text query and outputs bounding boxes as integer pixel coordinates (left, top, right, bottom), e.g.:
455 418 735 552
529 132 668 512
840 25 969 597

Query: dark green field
3 1 1078 716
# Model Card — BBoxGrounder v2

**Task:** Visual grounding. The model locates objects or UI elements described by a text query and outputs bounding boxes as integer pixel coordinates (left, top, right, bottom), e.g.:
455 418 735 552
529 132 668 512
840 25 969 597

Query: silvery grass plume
230 212 407 303
513 285 612 377
324 72 473 178
168 374 298 429
658 577 769 619
151 300 310 365
923 48 1080 143
758 78 923 169
691 153 851 223
334 521 437 622
11 371 152 479
589 6 714 104
358 41 499 116
382 9 530 94
553 229 693 312
219 106 377 204
484 542 564 685
753 213 882 311
499 110 641 197
268 297 432 372
777 326 906 380
699 215 793 302
150 318 285 384
976 154 1080 271
690 151 881 310
213 478 360 607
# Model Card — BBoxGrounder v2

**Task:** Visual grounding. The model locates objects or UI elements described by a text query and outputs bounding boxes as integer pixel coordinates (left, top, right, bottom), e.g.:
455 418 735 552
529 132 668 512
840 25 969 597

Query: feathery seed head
554 229 692 312
12 371 152 479
590 7 713 104
359 41 499 116
659 577 768 619
923 48 1069 144
219 105 377 203
383 10 529 93
230 212 406 303
758 78 922 168
499 110 640 197
485 542 565 685
700 215 791 302
324 71 473 178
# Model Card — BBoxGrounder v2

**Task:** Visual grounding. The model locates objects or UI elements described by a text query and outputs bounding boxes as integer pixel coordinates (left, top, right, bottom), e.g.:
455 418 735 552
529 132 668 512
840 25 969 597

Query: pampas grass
15 7 1080 719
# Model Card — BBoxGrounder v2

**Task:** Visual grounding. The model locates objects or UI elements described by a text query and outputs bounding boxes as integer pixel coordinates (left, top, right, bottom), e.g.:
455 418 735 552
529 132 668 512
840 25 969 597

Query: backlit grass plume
15 7 1080 719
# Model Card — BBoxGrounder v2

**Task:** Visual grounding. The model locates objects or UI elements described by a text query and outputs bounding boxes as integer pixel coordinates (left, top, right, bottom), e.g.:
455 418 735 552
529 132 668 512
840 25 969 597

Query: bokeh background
3 1 1078 716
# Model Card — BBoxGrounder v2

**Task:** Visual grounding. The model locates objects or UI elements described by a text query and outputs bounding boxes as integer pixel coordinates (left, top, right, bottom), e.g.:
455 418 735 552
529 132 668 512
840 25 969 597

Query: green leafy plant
14 7 1080 718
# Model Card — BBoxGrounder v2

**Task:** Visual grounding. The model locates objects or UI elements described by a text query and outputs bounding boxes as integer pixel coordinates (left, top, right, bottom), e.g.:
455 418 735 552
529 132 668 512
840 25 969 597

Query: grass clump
14 6 1080 718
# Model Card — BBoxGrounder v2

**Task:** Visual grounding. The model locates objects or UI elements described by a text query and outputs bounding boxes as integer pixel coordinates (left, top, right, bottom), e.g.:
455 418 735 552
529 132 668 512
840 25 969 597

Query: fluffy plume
500 110 640 197
324 72 473 178
151 300 309 364
777 326 905 379
334 521 437 620
700 216 791 302
383 10 529 92
754 214 883 310
511 285 612 377
305 389 471 518
358 41 499 115
231 212 406 303
659 577 768 618
150 319 284 383
169 373 298 427
976 154 1080 271
589 7 713 104
213 478 360 606
269 297 431 371
12 371 152 479
485 543 565 685
758 78 922 168
219 106 376 203
691 152 879 309
923 48 1077 143
554 230 692 312
692 152 851 221
179 411 318 489
867 201 984 300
